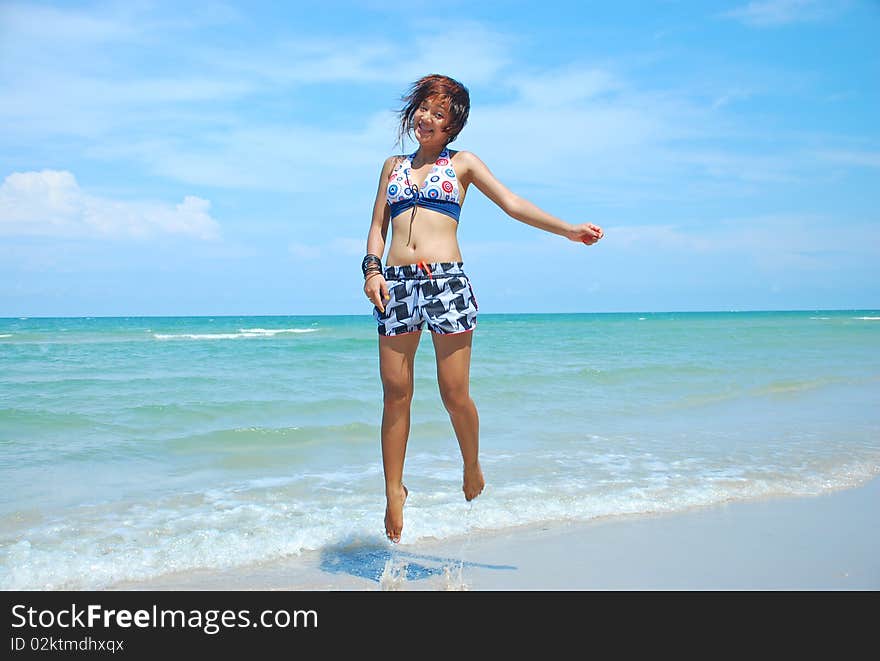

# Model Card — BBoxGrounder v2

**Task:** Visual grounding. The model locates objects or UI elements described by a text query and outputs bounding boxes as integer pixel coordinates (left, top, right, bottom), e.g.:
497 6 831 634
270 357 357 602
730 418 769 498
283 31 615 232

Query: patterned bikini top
386 148 461 222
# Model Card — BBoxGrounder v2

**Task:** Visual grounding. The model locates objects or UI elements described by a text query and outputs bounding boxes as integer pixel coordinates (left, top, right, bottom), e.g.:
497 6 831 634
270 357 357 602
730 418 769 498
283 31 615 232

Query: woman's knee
439 382 472 414
382 376 413 406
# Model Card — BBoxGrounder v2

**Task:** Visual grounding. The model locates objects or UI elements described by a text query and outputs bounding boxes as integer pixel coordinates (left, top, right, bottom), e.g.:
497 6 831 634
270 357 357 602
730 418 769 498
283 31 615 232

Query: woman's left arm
457 151 604 245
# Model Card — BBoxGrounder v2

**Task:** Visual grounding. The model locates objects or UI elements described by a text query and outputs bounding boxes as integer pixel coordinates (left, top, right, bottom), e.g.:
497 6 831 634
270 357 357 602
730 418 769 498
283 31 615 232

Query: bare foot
463 462 485 501
384 484 408 543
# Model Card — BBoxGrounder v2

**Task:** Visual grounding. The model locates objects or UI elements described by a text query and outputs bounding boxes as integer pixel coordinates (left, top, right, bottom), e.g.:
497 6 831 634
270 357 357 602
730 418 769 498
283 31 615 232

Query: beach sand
114 476 879 591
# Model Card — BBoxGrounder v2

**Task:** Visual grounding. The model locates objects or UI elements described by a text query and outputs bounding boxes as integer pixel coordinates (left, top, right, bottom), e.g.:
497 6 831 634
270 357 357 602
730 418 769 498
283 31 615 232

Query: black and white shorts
373 262 479 336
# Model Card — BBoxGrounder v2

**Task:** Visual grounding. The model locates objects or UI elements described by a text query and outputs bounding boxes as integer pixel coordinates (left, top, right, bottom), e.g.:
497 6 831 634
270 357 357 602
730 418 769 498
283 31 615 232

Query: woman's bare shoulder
449 149 482 169
449 150 488 181
449 149 476 159
380 154 406 175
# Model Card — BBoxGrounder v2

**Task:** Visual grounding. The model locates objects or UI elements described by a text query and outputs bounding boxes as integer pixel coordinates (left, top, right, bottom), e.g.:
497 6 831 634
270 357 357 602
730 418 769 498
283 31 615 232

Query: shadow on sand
319 543 516 585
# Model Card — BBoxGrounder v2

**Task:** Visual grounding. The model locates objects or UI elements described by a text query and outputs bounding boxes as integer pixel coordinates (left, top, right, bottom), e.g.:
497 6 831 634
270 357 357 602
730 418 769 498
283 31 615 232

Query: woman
363 74 604 543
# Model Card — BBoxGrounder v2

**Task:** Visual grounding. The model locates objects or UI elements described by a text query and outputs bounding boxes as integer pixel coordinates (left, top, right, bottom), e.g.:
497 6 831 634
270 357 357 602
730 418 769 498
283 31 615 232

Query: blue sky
1 0 878 316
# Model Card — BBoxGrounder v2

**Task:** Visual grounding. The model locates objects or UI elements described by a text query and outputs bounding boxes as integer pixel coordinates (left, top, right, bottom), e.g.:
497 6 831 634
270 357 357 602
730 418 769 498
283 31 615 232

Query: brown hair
397 74 470 148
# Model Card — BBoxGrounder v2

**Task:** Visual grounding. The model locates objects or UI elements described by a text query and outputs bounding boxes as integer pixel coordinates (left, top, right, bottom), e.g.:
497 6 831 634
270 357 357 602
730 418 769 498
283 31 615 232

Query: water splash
379 555 408 591
441 562 469 591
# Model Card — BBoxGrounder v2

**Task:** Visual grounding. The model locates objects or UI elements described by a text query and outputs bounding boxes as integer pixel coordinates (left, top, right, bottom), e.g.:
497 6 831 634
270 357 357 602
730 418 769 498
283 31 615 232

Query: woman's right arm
457 151 603 245
364 156 397 313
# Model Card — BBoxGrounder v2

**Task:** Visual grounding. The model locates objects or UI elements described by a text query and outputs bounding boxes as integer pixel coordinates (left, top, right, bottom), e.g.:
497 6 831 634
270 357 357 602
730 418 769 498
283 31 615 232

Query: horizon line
2 307 879 320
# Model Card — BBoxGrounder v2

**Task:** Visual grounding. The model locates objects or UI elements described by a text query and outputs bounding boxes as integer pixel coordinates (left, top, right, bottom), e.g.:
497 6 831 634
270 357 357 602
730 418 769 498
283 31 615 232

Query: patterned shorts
373 262 479 336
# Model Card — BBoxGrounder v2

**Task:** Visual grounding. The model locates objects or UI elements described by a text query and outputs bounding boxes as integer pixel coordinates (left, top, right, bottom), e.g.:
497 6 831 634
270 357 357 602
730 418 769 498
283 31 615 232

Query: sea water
1 311 878 589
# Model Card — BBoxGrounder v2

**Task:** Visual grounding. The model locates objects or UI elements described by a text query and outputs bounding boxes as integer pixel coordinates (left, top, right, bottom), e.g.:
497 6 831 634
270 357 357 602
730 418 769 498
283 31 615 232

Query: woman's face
413 96 451 149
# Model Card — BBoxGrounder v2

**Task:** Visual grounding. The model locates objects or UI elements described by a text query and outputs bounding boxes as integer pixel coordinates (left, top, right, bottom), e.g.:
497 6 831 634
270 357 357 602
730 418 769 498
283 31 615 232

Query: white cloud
66 60 729 204
462 231 573 258
402 22 514 86
287 237 366 260
181 22 511 89
331 237 367 257
659 148 801 184
288 242 322 259
0 2 138 43
461 67 719 197
0 2 239 45
0 170 221 240
507 68 622 108
1 10 513 140
711 88 754 109
0 9 517 196
815 149 880 168
109 118 392 192
609 214 880 271
722 0 844 27
610 224 718 252
0 3 860 212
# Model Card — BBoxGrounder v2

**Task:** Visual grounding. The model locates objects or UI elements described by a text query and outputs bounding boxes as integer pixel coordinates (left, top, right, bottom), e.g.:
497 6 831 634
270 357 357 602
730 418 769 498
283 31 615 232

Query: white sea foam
153 328 318 340
0 334 12 338
3 454 876 590
154 333 244 340
239 327 319 335
853 317 880 320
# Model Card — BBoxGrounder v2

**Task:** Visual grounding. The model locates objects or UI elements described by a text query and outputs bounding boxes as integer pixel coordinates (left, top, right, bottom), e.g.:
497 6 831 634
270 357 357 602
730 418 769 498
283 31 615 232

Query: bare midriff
385 208 463 267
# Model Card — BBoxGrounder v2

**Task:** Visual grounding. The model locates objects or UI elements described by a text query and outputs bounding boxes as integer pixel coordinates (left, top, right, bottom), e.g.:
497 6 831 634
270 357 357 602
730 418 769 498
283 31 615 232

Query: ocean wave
153 328 318 340
3 454 877 590
164 421 378 455
853 317 880 320
239 327 319 335
0 407 98 430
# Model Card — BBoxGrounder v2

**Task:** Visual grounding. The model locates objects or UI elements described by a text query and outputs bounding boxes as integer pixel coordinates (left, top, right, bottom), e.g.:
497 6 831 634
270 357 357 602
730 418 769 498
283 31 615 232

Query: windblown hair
397 74 470 148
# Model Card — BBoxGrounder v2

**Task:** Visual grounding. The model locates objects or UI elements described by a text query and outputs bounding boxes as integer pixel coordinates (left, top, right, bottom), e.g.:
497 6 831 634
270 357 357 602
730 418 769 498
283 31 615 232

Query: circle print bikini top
386 148 461 223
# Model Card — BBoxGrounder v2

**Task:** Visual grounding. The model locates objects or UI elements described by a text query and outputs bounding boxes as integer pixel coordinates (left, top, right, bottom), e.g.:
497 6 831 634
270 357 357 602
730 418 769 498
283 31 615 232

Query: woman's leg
379 331 422 542
432 330 485 501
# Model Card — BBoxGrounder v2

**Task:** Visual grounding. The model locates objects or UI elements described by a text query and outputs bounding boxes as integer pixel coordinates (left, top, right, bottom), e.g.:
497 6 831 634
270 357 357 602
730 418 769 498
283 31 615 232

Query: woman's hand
568 223 604 246
364 273 390 313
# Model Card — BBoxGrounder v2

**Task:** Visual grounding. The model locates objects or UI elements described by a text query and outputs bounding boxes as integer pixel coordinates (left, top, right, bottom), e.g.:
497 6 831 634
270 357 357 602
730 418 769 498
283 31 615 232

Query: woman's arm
363 156 397 312
457 151 603 245
365 156 397 257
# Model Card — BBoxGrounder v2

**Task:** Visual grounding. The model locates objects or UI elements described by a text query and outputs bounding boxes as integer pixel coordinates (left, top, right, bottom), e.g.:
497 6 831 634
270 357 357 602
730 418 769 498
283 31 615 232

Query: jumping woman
363 74 604 543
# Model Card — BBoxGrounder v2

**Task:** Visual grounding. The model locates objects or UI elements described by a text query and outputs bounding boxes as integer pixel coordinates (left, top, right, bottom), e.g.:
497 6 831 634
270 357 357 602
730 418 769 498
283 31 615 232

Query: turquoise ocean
2 311 879 589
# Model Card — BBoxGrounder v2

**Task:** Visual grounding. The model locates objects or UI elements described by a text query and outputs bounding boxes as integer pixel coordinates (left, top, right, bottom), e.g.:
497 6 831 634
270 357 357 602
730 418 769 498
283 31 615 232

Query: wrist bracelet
362 254 382 277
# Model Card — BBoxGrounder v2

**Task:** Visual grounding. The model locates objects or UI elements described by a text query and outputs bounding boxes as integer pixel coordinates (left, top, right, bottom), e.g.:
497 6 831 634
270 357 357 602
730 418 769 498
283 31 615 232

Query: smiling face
397 75 470 149
412 96 452 149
